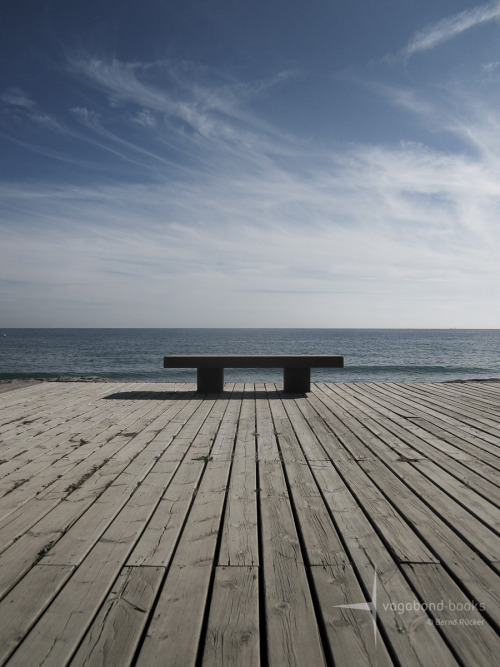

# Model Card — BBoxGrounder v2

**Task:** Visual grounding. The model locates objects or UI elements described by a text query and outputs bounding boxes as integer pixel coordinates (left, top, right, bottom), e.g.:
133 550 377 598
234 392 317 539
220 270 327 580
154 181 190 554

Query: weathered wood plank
259 457 326 666
41 393 207 566
0 564 74 664
0 386 129 472
402 563 500 666
373 382 500 442
202 566 260 667
283 396 330 461
358 458 500 628
0 392 201 598
407 382 500 419
210 383 241 461
133 457 232 665
0 382 110 426
6 466 181 667
311 461 459 666
0 383 137 454
327 382 500 499
311 384 500 562
310 562 394 666
266 386 355 566
255 385 280 462
297 391 438 564
218 385 259 567
338 382 500 470
135 564 212 667
0 384 180 509
70 566 165 667
1 380 499 666
126 460 205 566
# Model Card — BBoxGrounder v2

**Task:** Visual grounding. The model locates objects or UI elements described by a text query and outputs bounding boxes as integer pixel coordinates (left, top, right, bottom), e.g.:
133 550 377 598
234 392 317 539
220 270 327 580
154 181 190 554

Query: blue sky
1 0 500 327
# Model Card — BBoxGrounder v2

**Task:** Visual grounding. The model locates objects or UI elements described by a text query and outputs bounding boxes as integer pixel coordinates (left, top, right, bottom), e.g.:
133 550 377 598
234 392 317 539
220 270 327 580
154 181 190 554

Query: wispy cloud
401 1 500 59
2 53 500 326
0 87 62 130
2 108 500 326
68 55 293 148
481 60 500 72
0 87 37 109
132 109 157 129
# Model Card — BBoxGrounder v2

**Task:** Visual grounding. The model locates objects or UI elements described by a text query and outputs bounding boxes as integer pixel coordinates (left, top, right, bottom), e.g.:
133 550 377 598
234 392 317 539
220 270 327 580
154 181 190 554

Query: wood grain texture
202 566 260 667
0 381 499 666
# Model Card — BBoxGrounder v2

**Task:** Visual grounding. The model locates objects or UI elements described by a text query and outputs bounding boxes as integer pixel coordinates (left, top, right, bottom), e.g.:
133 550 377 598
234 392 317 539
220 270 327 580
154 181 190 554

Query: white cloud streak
2 124 499 326
403 1 500 58
0 87 37 109
2 55 500 326
69 56 293 148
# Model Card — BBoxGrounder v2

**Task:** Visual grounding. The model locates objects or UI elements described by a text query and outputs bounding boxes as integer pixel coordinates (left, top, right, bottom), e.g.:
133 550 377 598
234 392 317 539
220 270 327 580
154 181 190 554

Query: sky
1 0 500 328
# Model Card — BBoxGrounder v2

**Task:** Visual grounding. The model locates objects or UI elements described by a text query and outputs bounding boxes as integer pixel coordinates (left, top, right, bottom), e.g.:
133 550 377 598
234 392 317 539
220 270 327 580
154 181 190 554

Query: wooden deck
0 380 499 666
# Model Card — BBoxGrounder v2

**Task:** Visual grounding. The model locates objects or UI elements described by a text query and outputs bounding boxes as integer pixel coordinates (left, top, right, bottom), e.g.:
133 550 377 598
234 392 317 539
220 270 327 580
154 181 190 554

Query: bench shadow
103 389 307 400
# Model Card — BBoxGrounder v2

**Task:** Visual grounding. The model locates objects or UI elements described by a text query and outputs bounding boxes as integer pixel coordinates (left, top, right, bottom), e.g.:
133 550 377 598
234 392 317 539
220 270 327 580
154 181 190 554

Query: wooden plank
266 385 356 566
0 431 176 572
359 458 500 629
404 418 500 471
210 384 241 461
0 385 148 479
255 385 280 462
147 396 216 462
6 464 181 667
373 382 500 442
296 393 438 564
0 387 124 469
410 458 500 525
126 461 205 566
218 385 259 566
320 382 500 505
0 393 202 599
165 460 232 568
282 396 330 461
346 384 500 465
268 389 306 463
0 564 74 664
4 388 227 666
188 395 232 459
311 385 500 562
202 566 260 667
135 564 212 667
0 382 109 426
41 394 207 567
134 458 233 665
310 461 459 666
127 396 235 565
0 383 178 509
259 458 326 666
310 563 394 667
407 382 500 419
70 566 165 667
339 382 500 469
0 383 136 453
402 563 500 667
2 381 500 666
327 383 500 497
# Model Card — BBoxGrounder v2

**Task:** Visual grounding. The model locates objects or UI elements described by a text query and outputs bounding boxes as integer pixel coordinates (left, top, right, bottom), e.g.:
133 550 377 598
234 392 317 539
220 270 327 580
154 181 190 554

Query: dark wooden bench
163 354 344 393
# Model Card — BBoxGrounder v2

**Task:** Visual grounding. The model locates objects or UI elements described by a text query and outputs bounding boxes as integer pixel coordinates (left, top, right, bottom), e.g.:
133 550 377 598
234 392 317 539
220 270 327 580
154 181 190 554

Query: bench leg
283 367 310 393
197 367 224 393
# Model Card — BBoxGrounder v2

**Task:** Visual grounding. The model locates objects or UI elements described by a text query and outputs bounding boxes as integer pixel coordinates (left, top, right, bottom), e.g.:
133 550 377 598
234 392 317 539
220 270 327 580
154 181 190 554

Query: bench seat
163 354 344 393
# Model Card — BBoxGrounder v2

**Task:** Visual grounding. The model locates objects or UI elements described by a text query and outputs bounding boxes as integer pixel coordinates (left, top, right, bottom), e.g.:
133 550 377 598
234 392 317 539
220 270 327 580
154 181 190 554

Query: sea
0 328 499 384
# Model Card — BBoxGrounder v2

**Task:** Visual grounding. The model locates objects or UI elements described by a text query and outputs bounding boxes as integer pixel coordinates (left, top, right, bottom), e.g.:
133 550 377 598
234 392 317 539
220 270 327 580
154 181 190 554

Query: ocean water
0 328 499 384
